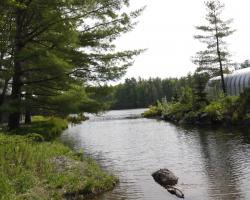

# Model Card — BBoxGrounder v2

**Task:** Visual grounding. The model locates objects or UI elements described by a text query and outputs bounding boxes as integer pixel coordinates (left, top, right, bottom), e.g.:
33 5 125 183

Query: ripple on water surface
61 109 250 200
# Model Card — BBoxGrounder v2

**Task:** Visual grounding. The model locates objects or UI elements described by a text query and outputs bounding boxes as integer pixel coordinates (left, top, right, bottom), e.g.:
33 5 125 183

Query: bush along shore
143 87 250 126
0 116 117 200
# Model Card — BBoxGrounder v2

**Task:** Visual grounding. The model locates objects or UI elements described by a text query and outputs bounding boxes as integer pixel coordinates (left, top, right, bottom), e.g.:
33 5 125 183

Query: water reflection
61 110 250 200
183 126 250 200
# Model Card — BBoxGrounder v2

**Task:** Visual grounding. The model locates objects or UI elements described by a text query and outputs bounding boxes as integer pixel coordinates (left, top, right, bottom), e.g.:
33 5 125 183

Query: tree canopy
0 0 143 128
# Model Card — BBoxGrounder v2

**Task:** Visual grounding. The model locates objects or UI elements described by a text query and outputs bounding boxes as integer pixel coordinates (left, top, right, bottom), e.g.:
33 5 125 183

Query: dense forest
110 58 249 110
110 76 195 109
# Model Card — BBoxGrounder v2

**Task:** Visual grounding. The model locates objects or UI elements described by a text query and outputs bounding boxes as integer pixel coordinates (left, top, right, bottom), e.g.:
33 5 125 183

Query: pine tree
240 60 250 69
193 0 235 95
1 0 143 129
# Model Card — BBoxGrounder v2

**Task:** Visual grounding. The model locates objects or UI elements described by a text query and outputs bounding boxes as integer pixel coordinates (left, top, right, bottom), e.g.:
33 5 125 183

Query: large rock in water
152 169 178 186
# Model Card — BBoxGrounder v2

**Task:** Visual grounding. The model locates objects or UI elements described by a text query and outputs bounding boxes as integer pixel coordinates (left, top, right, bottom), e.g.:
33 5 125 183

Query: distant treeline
110 76 196 110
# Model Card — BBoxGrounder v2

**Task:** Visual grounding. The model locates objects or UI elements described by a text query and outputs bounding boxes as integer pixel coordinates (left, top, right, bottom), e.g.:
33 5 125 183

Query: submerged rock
152 168 178 186
152 169 184 199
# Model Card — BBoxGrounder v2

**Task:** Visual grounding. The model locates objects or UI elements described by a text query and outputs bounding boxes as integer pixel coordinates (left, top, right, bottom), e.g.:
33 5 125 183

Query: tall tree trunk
25 109 31 124
216 36 226 95
0 79 9 122
8 9 23 130
215 15 227 96
8 61 22 129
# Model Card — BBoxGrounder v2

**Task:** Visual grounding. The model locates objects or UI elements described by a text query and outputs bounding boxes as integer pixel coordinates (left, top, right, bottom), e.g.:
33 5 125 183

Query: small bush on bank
159 99 194 123
142 101 164 118
143 106 161 118
203 100 224 122
11 117 68 140
203 96 239 123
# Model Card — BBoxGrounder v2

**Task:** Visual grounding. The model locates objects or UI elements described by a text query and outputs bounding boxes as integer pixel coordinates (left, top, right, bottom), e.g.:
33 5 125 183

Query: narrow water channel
61 109 250 200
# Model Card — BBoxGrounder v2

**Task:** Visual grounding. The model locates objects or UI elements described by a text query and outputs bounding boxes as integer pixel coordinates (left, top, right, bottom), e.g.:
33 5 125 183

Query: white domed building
205 68 250 97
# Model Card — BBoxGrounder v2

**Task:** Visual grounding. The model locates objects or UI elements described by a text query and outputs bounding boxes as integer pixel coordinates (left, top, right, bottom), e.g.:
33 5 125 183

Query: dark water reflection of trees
182 126 250 200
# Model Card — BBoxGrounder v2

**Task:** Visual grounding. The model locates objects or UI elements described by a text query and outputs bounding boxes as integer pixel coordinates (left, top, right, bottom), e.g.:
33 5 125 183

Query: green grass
0 117 117 200
10 116 68 141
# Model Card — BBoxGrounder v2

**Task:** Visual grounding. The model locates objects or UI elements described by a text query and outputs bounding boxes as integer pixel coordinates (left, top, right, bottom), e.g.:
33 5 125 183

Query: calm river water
61 109 250 200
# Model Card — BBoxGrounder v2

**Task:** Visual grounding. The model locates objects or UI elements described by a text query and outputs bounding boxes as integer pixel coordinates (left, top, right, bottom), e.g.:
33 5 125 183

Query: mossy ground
0 117 117 200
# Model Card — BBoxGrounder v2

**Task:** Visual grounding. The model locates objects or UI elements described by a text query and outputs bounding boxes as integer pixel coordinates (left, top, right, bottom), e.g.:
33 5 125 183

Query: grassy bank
143 88 250 126
0 117 117 200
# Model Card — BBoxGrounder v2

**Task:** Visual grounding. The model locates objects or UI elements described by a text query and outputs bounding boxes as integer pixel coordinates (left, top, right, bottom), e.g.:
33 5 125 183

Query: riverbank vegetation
141 0 250 126
0 117 117 200
143 85 250 126
0 0 141 199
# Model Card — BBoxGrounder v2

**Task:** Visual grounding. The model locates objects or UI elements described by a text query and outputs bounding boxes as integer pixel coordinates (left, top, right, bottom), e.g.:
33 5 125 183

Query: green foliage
43 85 102 116
240 60 250 69
32 116 47 122
237 87 250 120
142 102 163 118
1 0 144 129
193 0 235 94
26 133 45 142
192 73 209 110
162 102 193 122
0 133 117 200
142 83 248 125
67 114 89 124
111 76 195 110
11 117 68 141
203 95 239 122
179 87 193 104
203 101 224 121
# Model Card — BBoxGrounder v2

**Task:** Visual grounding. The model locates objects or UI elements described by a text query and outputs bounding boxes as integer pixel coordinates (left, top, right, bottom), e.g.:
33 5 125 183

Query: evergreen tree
240 60 250 69
1 0 143 129
193 0 235 95
111 76 195 110
192 73 209 110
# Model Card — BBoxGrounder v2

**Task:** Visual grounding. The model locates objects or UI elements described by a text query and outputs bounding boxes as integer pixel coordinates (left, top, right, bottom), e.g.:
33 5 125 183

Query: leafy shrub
67 114 89 124
12 117 68 140
203 95 239 123
203 101 223 122
162 102 193 121
26 133 45 142
142 101 164 118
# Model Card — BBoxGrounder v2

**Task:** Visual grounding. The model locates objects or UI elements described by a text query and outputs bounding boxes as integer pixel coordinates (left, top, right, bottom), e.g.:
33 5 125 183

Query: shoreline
144 113 250 128
0 117 117 199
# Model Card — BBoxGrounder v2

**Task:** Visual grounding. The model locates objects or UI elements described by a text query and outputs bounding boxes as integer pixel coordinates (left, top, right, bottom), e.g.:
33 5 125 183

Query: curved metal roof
206 67 250 96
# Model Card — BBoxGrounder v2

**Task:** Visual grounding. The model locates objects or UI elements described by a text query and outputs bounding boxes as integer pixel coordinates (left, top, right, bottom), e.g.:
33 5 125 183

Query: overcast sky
115 0 250 81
